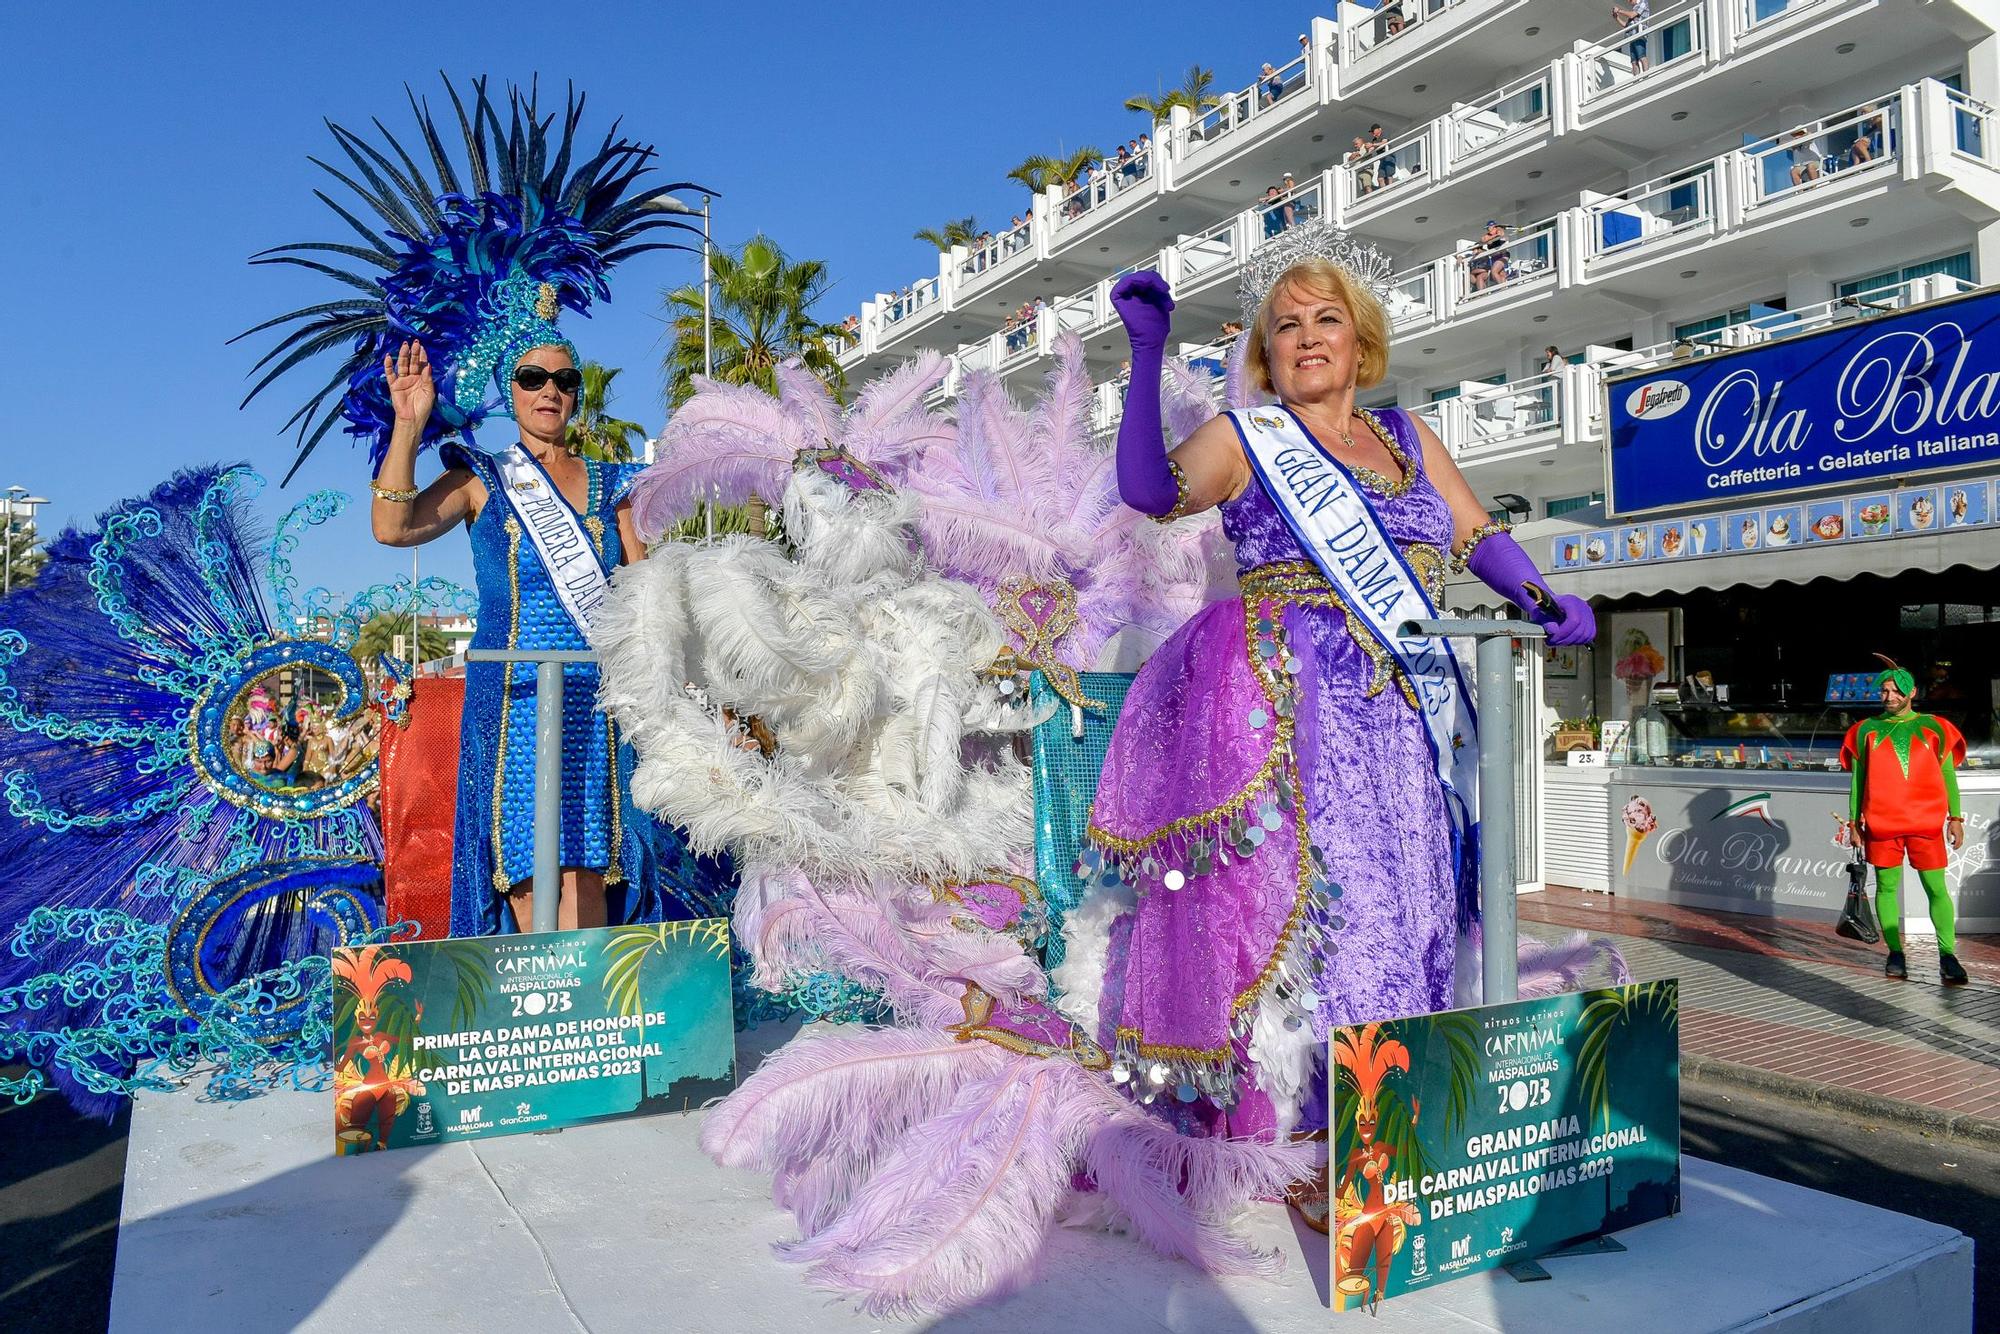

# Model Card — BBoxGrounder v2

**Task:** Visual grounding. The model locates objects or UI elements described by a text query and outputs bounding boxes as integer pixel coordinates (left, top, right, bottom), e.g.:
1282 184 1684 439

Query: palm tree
914 216 982 251
351 611 451 668
2 521 44 592
660 233 851 410
1006 157 1057 195
1124 64 1222 122
567 363 650 463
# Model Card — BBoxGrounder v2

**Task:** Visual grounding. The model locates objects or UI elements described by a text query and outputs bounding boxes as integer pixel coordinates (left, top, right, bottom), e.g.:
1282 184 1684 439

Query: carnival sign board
329 921 735 1154
1331 984 1681 1312
1606 285 2000 517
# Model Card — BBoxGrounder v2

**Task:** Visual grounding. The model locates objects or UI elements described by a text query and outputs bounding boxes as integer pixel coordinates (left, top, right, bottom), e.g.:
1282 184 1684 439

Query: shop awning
1444 504 2000 603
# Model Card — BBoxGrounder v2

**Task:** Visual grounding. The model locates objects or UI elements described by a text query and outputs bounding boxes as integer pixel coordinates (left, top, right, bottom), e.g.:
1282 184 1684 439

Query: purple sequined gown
1083 407 1456 1136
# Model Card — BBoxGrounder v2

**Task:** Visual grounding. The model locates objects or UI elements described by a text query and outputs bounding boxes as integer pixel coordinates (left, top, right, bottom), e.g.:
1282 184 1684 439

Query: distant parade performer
241 77 727 935
1841 663 1971 986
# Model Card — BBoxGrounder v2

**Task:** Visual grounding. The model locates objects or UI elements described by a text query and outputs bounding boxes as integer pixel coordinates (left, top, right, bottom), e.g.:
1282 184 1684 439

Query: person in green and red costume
1840 664 1972 986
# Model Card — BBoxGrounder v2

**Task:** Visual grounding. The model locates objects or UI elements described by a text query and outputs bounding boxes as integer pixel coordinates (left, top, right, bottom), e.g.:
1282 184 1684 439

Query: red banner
378 677 462 939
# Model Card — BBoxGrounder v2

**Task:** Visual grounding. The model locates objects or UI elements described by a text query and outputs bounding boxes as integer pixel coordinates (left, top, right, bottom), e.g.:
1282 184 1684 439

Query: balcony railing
1384 265 1436 329
1344 0 1468 64
1054 145 1157 230
1177 211 1251 287
1450 68 1552 162
960 220 1034 283
881 276 942 328
1948 88 1994 166
1585 164 1716 260
1450 371 1565 454
1741 0 1824 29
1742 96 1898 208
1180 52 1314 156
1579 0 1706 103
1345 125 1431 203
1452 221 1558 303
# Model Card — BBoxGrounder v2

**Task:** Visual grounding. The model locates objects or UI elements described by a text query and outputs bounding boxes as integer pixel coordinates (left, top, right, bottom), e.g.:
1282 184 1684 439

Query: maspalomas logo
1626 379 1691 421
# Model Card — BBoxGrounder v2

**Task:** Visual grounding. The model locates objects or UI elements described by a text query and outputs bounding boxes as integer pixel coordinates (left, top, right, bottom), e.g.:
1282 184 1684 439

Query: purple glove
1465 531 1596 647
1112 271 1179 516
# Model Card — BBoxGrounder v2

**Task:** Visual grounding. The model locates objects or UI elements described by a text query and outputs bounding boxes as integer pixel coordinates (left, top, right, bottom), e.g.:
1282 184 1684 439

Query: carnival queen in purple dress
1059 225 1596 1166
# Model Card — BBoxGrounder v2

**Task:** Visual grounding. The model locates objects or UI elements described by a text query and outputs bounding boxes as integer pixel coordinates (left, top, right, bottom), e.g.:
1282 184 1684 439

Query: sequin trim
490 515 522 893
1451 520 1512 573
1152 457 1192 524
1346 408 1416 499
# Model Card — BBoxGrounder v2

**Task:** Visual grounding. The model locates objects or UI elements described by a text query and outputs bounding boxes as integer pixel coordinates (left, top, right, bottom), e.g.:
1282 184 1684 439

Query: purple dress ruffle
1085 407 1457 1136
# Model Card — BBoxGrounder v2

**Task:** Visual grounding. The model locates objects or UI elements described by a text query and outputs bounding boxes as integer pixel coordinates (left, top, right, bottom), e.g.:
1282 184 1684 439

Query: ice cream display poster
1549 475 1995 571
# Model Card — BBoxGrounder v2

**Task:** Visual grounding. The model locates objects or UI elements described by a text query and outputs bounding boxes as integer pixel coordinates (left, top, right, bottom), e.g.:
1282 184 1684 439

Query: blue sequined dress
444 445 672 935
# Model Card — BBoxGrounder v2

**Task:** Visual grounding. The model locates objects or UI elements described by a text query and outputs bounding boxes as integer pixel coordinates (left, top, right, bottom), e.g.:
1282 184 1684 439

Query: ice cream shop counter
1541 763 2000 934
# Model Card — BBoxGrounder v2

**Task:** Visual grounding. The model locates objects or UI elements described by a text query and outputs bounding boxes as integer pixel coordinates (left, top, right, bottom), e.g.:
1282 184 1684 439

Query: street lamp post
3 487 51 597
649 193 716 379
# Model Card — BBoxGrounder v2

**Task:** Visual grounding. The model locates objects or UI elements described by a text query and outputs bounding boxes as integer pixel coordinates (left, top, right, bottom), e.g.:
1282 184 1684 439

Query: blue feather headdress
235 76 710 483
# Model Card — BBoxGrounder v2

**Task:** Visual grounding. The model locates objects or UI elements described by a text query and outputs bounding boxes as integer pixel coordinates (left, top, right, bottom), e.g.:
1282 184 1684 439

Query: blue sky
5 2 1308 595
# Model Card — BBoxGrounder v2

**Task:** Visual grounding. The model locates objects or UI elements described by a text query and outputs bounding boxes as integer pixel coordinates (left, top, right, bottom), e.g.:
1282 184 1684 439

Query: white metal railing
1599 274 1980 377
1345 125 1430 201
1948 87 1995 167
1741 0 1821 28
1384 265 1436 328
1181 51 1313 154
1585 164 1716 259
1177 211 1249 285
1345 0 1468 63
1451 68 1552 160
1580 0 1706 102
1452 221 1558 301
1742 95 1898 207
880 276 942 329
1052 282 1105 336
1055 146 1158 229
1457 371 1564 451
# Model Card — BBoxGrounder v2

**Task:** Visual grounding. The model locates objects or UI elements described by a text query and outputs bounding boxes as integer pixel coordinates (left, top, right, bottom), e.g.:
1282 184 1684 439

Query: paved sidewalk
1522 889 2000 1145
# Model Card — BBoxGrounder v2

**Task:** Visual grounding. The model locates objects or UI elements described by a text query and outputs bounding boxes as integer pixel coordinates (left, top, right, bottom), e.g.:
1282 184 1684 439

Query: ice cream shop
1498 284 2000 936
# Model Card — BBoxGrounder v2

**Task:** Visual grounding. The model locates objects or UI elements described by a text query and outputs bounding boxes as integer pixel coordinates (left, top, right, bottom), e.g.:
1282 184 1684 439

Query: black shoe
1940 953 1969 987
1884 951 1907 980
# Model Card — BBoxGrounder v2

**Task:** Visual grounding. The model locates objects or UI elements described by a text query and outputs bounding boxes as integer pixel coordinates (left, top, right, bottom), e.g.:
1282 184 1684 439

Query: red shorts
1864 833 1948 872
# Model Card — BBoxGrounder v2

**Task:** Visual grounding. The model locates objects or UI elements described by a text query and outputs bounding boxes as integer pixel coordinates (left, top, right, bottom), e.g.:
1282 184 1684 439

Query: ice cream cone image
1622 797 1658 874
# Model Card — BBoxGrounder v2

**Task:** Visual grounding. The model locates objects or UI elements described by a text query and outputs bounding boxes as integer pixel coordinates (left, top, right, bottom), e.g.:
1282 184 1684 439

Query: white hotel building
836 0 2000 928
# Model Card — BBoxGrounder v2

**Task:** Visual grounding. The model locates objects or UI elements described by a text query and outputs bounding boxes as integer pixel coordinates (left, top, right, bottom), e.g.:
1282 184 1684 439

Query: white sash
1226 405 1481 920
492 445 611 634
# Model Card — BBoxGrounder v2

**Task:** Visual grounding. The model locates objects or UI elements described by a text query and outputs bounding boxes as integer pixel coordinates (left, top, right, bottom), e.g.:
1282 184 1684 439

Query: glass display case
1612 701 1999 770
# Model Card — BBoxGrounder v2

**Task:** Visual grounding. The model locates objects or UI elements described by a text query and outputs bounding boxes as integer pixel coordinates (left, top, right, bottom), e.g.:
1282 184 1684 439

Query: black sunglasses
514 366 583 395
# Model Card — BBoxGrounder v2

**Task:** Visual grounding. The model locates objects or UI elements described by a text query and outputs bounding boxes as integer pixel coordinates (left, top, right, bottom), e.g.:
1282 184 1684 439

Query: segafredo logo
1626 379 1691 421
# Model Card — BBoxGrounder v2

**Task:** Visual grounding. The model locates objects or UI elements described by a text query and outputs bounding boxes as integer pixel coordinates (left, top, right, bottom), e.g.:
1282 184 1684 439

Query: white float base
111 1078 1972 1333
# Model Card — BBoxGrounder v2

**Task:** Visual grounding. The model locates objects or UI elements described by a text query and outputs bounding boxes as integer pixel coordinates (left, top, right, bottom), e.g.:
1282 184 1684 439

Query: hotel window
1546 492 1604 518
1673 301 1785 344
1837 251 1973 301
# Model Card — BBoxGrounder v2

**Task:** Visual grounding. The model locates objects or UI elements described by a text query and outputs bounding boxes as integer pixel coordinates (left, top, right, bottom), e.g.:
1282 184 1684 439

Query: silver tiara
1236 220 1395 321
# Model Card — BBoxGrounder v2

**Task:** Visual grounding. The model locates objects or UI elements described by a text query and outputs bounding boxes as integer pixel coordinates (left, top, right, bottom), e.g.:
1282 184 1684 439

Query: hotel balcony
890 78 1998 405
835 0 1988 377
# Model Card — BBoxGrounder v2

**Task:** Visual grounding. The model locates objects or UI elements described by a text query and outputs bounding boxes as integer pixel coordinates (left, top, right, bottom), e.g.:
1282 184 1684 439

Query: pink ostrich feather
701 1026 1012 1236
773 361 844 445
736 868 1041 1028
1162 354 1222 445
1080 1107 1311 1277
779 1057 1101 1318
1506 930 1633 999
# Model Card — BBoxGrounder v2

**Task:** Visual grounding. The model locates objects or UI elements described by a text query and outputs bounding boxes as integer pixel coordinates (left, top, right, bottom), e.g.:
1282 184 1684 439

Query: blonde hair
1244 259 1390 395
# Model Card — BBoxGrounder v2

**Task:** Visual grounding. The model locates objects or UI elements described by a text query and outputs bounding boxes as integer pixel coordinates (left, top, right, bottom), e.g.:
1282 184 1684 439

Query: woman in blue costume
372 334 658 933
237 77 725 936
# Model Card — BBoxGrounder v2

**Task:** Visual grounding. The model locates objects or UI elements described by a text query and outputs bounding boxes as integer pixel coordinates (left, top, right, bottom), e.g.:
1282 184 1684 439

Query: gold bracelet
1160 456 1184 524
370 482 420 503
1450 519 1513 572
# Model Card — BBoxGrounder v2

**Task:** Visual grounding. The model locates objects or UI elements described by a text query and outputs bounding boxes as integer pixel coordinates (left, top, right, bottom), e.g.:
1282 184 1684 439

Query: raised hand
1111 270 1176 351
383 340 437 427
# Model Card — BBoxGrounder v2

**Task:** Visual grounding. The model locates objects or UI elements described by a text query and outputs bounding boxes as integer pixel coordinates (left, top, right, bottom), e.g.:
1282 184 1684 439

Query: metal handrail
464 647 598 933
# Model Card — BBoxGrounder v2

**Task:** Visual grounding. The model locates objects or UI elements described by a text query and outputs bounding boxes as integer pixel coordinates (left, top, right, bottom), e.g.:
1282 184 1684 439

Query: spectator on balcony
1849 105 1884 165
1542 345 1564 376
1137 134 1153 176
1786 126 1826 186
1378 0 1407 39
1366 123 1399 186
1261 185 1289 239
1345 137 1377 195
1613 0 1649 75
1220 319 1245 340
1466 221 1512 292
841 314 861 340
1260 62 1285 106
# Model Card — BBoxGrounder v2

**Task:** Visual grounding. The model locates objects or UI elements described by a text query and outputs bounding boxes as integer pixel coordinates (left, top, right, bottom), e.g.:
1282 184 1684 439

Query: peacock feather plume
236 75 710 483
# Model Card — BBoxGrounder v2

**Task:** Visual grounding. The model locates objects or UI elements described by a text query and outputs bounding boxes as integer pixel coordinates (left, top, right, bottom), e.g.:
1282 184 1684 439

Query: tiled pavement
1520 889 2000 1144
